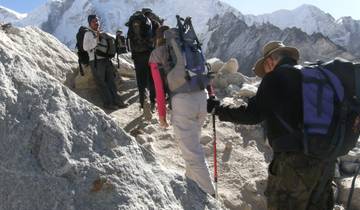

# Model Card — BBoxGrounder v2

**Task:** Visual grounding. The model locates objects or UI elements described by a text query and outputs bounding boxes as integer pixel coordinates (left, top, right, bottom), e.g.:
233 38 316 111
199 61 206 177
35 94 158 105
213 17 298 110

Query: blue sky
0 0 46 13
0 0 359 20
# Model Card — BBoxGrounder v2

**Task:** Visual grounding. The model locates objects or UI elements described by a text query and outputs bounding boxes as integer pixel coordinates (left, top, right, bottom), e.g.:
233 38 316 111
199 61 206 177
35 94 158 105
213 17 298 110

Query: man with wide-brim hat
253 41 299 77
207 41 335 209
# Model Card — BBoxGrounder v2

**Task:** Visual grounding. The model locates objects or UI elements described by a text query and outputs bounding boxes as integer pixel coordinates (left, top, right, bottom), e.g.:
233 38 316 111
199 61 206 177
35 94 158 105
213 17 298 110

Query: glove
207 96 220 114
207 71 216 80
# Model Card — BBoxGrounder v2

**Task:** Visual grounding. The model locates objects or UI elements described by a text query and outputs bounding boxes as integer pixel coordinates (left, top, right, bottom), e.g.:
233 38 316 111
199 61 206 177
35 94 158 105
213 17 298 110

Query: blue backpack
165 15 211 93
279 59 360 159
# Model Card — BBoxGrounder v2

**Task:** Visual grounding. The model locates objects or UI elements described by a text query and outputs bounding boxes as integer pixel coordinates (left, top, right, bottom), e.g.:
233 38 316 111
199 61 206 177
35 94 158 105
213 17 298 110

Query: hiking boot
143 100 152 121
103 103 118 110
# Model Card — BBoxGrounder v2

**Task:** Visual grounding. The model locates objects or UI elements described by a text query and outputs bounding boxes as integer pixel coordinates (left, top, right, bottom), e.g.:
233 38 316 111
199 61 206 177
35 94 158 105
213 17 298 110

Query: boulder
207 57 224 73
219 58 238 74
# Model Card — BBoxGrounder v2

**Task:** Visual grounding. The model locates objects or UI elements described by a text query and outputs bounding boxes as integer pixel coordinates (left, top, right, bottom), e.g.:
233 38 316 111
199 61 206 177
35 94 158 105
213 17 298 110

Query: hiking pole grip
212 110 218 199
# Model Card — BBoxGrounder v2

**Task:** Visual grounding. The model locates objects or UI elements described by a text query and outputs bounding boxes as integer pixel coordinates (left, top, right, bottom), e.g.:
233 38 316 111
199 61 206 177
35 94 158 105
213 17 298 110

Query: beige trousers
171 90 215 195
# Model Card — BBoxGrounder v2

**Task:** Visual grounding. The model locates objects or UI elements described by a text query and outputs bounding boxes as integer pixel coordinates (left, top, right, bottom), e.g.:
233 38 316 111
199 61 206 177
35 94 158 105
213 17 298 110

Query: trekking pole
117 54 120 68
212 109 218 199
346 164 360 210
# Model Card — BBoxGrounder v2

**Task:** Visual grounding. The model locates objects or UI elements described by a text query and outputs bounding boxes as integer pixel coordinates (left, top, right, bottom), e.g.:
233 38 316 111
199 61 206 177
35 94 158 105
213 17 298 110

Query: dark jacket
216 57 303 152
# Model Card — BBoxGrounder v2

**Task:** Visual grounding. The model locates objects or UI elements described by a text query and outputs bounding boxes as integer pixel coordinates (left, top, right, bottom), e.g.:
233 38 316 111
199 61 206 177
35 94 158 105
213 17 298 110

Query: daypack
115 35 127 54
278 59 360 159
95 32 116 58
164 15 211 94
75 26 90 75
126 11 154 53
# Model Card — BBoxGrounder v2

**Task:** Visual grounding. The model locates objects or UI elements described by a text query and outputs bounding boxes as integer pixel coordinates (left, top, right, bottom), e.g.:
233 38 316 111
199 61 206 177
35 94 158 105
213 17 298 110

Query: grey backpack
95 32 116 58
165 15 211 93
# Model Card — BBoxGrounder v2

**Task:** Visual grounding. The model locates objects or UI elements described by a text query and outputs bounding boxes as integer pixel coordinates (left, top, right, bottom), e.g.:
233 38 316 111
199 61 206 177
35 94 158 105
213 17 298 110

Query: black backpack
75 26 89 76
320 59 360 157
276 58 360 159
115 35 127 54
126 11 154 53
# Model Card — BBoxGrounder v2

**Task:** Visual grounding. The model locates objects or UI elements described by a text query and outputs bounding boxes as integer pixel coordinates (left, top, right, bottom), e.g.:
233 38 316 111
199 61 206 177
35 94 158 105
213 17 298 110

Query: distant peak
0 5 27 19
294 4 323 13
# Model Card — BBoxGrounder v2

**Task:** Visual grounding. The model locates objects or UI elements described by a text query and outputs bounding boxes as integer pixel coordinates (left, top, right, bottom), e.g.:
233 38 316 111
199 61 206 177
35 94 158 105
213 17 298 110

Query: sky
0 0 46 13
0 0 359 20
221 0 360 20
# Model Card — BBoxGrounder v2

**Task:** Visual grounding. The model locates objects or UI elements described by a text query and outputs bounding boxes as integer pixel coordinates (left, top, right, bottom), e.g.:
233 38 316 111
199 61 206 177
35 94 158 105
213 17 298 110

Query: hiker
115 29 127 54
207 41 336 209
149 23 216 196
115 29 128 68
126 9 158 114
83 14 127 110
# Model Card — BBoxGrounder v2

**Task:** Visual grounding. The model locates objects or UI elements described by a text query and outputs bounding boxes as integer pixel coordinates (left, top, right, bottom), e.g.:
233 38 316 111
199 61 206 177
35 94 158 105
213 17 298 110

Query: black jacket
216 57 303 152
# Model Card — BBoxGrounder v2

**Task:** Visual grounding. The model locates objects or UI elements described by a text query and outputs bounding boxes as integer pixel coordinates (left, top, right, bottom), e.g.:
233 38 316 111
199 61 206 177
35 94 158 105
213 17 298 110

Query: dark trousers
90 59 120 105
132 52 155 107
265 152 335 210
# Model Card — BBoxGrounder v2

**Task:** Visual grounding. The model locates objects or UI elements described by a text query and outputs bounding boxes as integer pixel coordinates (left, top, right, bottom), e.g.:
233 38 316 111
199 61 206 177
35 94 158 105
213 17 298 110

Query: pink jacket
149 63 215 119
149 62 167 118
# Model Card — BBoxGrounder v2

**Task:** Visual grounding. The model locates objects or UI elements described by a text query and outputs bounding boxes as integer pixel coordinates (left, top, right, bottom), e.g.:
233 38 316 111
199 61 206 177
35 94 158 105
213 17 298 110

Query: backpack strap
272 112 304 152
355 64 360 105
79 59 84 76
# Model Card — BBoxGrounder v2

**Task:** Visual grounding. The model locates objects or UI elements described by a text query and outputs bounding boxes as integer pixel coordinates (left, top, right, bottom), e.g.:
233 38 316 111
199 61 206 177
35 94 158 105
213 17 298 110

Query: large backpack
279 59 360 159
95 32 116 58
164 15 211 94
126 11 154 53
75 26 90 75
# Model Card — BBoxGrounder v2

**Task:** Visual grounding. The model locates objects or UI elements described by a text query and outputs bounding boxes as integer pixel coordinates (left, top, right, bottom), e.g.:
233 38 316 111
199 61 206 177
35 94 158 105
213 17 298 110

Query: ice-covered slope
16 0 240 48
0 5 27 23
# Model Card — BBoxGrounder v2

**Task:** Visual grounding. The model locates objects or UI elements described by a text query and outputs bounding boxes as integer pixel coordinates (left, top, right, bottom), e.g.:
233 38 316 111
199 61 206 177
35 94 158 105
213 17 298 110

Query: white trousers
171 91 215 195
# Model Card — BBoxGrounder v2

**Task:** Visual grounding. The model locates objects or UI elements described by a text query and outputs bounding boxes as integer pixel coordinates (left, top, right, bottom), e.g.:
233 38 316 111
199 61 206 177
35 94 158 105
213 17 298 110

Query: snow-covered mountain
0 5 27 23
15 0 240 48
244 4 360 57
206 12 356 76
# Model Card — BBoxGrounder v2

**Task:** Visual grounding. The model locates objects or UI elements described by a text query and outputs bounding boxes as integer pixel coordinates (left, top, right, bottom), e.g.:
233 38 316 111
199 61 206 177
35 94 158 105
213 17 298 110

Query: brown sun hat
253 41 300 78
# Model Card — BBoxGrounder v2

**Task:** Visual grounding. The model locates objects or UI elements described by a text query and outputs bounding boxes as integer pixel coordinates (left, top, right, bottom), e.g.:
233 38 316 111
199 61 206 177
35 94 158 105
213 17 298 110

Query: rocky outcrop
206 12 356 76
210 58 254 90
0 26 223 210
